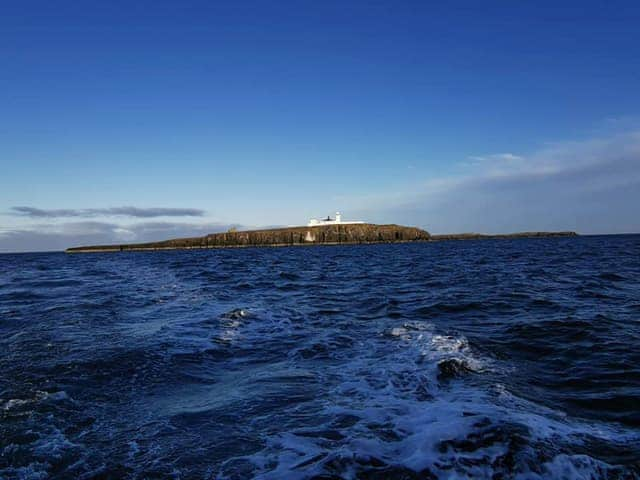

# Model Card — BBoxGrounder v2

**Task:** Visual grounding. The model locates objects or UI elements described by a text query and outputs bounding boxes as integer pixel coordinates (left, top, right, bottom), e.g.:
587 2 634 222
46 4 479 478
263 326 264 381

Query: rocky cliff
65 224 579 253
66 223 431 253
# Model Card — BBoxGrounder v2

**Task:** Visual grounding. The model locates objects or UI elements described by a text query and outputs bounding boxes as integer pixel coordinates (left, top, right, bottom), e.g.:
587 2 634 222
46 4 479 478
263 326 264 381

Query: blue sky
2 1 640 251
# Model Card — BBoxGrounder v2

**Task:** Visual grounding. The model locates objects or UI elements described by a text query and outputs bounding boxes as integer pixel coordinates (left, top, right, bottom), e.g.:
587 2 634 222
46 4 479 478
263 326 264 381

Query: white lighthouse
307 212 364 227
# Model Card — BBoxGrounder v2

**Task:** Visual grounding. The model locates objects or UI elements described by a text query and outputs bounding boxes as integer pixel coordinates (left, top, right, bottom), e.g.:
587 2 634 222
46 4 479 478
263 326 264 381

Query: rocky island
66 223 431 253
65 221 577 254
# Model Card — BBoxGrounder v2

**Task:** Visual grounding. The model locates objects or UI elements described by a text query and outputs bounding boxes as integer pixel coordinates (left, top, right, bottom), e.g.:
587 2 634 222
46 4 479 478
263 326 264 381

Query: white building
307 212 365 227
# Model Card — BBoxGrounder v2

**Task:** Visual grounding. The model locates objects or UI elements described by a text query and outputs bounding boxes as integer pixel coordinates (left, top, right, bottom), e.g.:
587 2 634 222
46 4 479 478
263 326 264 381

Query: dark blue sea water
1 236 640 479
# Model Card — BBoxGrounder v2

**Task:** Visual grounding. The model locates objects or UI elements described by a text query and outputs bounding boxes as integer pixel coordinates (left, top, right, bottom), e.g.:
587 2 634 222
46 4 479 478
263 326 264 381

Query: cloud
9 206 206 218
466 152 524 163
348 130 640 234
0 221 244 253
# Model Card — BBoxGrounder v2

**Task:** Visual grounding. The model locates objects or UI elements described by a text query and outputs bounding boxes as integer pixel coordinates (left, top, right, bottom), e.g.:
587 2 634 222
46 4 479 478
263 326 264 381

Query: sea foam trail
216 316 639 479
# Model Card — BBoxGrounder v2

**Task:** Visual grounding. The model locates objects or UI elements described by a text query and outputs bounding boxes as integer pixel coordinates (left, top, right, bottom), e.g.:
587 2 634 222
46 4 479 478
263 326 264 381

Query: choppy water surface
1 236 640 479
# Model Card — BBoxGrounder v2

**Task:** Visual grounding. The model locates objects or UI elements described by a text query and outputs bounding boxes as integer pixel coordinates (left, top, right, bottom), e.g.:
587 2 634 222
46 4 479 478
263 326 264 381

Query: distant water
1 236 639 479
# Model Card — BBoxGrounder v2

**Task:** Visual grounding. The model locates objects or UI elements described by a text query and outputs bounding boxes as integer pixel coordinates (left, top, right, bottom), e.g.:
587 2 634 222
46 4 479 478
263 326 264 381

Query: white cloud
467 152 524 163
347 129 640 234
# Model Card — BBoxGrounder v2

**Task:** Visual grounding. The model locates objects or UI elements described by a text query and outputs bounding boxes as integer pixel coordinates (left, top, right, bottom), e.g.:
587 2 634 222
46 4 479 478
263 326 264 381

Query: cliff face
66 224 431 253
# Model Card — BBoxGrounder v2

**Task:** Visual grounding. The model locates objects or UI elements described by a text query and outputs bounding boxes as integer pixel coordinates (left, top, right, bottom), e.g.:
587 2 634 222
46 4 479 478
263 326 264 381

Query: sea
1 235 639 479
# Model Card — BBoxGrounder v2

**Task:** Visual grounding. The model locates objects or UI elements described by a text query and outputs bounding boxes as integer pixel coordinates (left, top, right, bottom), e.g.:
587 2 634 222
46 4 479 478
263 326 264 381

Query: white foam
1 390 69 411
216 318 639 479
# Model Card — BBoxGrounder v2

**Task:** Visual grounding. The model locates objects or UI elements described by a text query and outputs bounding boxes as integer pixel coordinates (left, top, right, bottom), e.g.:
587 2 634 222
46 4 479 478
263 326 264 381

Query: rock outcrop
65 224 579 253
66 223 431 253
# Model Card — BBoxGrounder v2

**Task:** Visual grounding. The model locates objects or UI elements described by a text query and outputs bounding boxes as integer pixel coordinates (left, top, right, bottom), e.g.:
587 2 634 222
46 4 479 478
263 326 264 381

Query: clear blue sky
2 1 640 251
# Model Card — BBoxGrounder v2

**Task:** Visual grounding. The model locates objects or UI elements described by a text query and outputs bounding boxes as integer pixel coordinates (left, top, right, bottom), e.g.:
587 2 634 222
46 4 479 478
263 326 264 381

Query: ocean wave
1 239 639 478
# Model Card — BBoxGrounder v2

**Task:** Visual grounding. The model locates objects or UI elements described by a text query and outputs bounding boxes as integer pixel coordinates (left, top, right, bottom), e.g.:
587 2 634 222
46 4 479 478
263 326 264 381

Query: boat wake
216 315 638 479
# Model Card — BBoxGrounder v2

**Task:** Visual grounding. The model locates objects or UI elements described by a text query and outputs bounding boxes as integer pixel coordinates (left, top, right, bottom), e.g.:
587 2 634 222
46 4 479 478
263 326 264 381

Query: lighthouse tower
335 212 342 223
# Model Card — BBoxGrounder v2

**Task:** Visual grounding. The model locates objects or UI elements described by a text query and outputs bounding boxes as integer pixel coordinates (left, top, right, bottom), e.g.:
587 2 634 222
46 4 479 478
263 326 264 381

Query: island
65 223 578 253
